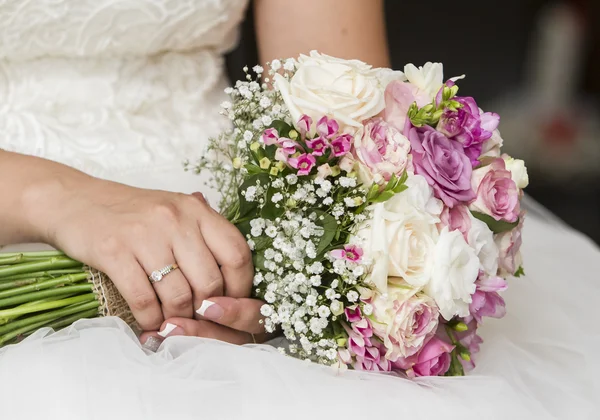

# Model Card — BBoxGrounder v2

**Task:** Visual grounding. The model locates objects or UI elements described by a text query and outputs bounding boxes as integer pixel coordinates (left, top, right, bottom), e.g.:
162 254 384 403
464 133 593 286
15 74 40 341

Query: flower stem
0 293 96 322
0 257 82 279
0 307 99 346
0 301 99 335
0 273 89 299
0 251 65 259
0 284 92 308
0 269 85 282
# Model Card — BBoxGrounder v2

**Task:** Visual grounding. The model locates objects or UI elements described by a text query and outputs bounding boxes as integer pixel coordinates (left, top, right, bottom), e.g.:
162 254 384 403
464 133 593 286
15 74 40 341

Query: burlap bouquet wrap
88 268 135 325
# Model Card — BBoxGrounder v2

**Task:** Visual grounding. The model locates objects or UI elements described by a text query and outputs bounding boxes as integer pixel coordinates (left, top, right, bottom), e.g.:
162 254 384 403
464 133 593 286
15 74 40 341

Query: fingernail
157 322 179 338
196 300 224 320
142 336 162 352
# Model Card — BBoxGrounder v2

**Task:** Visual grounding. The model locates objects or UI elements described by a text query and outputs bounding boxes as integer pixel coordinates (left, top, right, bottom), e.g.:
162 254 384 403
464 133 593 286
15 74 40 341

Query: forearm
254 0 390 68
0 150 90 245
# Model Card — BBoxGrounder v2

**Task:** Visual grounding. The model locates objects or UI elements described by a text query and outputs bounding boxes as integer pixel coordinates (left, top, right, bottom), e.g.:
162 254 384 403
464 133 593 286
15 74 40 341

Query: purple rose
437 97 500 166
407 125 476 207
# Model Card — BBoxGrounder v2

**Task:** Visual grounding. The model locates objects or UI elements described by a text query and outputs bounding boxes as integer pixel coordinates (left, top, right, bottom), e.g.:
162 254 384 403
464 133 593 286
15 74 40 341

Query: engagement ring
149 263 179 283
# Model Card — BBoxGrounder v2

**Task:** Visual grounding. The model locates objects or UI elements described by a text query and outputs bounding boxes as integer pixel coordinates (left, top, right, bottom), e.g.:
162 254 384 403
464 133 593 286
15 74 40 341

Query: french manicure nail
196 300 224 320
157 322 178 338
142 336 162 352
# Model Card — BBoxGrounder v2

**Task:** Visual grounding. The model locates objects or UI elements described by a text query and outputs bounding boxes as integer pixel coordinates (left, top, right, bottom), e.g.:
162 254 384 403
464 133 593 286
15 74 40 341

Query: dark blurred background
226 0 600 244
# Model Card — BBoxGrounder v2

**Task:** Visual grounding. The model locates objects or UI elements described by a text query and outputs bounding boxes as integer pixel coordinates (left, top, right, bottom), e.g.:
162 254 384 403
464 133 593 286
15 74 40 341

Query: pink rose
468 274 507 323
438 205 471 241
394 336 454 377
384 80 431 132
371 286 440 360
495 214 525 275
470 158 520 222
354 118 411 186
407 124 476 207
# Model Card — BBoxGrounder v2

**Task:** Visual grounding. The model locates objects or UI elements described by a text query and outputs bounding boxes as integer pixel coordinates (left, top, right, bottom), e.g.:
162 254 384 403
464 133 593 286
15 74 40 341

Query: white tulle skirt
0 205 599 420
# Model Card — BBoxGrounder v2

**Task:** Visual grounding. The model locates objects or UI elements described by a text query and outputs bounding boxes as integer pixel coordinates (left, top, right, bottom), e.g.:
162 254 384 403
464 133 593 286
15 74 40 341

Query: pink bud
297 115 313 134
261 128 279 145
317 116 339 139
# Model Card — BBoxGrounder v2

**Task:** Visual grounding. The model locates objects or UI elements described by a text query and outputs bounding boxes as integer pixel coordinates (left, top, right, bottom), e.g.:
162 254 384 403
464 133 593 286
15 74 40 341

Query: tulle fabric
0 213 598 420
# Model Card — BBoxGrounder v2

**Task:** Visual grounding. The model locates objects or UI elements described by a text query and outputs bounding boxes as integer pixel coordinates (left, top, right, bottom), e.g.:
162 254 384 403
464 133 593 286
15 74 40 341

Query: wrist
20 170 92 245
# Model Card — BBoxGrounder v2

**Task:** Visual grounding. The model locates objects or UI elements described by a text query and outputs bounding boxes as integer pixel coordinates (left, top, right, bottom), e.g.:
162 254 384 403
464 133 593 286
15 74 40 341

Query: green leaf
311 209 338 256
244 164 264 175
514 266 525 277
470 211 519 234
370 190 395 203
238 173 269 219
252 236 272 252
252 254 268 271
270 120 293 137
366 183 381 201
260 187 285 219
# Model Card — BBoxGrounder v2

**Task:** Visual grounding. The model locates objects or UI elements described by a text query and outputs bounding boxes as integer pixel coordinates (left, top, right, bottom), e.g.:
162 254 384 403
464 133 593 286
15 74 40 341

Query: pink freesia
455 321 483 372
330 134 352 157
274 138 300 163
352 318 373 338
306 137 329 156
330 244 363 262
394 336 454 377
288 153 316 176
438 205 471 241
297 115 313 135
384 80 431 132
468 275 507 323
261 128 279 145
316 116 339 139
495 213 525 275
344 306 363 323
470 158 520 223
406 124 475 207
354 118 411 186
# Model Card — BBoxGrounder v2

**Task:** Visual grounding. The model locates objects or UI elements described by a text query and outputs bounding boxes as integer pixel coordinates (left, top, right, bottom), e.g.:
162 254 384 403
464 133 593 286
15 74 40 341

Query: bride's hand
29 176 253 331
138 296 268 347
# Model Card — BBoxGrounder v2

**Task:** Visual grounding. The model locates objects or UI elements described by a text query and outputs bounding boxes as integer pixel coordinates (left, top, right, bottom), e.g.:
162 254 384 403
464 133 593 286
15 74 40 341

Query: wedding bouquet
186 51 528 376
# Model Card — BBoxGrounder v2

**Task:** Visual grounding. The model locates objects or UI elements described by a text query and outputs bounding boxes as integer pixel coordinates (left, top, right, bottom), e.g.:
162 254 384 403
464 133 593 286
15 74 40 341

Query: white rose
355 174 442 292
467 213 499 276
404 62 464 100
273 51 403 133
502 155 529 189
426 227 480 320
481 129 504 158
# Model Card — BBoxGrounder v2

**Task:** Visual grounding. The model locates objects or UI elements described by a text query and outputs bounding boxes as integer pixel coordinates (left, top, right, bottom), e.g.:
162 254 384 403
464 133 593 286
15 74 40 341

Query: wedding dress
0 1 598 419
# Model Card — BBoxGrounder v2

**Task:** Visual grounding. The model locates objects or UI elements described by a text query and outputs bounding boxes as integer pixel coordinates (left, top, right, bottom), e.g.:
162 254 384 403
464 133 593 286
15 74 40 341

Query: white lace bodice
0 0 248 191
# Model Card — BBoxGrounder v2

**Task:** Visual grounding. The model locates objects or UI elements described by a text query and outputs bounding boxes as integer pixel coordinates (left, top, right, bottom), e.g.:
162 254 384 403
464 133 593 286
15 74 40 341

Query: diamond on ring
148 263 179 284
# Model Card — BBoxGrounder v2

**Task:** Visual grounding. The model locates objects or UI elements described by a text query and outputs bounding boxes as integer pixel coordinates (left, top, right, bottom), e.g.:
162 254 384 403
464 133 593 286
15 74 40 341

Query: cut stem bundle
0 251 100 346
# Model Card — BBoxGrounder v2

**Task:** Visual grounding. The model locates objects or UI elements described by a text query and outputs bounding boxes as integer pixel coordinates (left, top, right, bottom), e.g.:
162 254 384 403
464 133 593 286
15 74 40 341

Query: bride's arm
0 150 253 333
254 0 390 67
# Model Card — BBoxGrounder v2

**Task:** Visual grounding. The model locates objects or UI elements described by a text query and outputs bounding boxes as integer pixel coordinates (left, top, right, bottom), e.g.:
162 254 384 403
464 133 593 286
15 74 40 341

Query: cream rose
273 51 402 133
356 174 442 292
502 155 529 189
426 227 480 320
